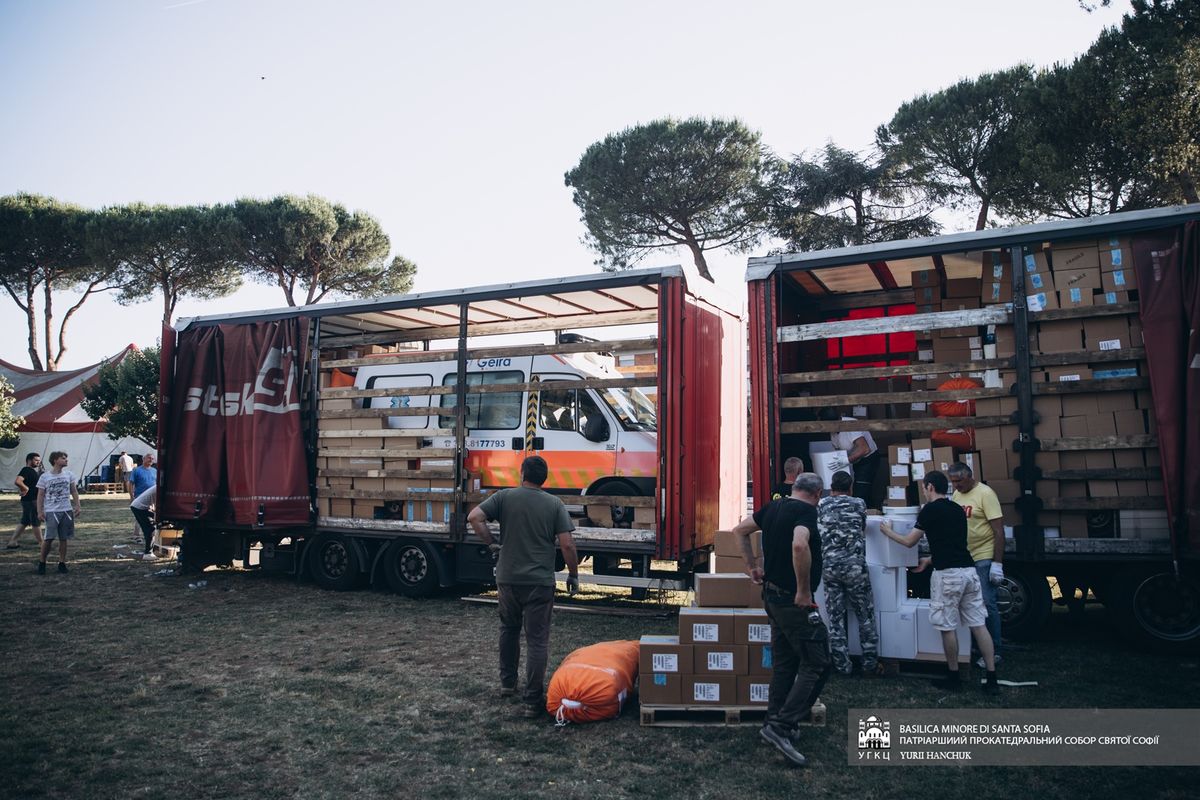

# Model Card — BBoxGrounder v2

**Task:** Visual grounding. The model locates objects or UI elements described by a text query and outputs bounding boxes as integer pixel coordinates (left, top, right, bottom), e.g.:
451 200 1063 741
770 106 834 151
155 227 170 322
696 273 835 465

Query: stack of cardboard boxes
884 440 968 508
639 566 771 708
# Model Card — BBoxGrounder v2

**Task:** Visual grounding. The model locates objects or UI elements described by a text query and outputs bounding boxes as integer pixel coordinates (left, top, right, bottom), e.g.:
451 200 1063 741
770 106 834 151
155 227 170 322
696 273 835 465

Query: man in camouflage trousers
818 470 878 676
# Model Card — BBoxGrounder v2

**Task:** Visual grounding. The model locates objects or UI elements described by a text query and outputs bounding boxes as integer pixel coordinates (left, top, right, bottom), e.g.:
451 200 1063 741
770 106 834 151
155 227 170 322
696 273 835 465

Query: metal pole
1010 246 1043 560
452 303 469 542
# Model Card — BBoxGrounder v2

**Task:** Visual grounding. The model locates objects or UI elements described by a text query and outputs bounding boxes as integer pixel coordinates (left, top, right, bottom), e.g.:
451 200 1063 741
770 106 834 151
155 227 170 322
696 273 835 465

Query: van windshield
599 387 656 432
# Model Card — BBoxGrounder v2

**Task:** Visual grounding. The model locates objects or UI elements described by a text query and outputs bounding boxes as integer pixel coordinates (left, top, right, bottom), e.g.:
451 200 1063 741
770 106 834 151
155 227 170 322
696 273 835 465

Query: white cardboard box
868 563 905 613
909 598 971 660
865 516 920 568
877 608 918 660
812 451 852 490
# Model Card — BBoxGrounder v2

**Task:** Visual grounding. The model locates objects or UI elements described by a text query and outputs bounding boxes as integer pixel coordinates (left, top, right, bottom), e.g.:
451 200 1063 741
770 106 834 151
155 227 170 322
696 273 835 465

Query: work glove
566 575 579 595
488 543 501 562
989 562 1004 586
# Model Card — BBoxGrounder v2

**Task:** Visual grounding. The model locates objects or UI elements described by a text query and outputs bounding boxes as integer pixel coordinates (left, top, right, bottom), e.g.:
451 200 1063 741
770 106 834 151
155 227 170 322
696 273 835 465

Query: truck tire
307 532 365 591
383 538 440 598
588 480 638 529
1111 568 1200 651
997 565 1051 641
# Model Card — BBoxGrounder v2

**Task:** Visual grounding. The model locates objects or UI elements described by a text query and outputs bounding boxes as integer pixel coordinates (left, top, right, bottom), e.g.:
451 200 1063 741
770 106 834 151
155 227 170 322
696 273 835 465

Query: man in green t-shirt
947 462 1005 662
467 455 579 718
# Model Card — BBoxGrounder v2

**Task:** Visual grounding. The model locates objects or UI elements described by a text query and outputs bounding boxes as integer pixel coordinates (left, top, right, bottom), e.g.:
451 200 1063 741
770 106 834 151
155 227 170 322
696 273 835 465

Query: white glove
989 562 1004 586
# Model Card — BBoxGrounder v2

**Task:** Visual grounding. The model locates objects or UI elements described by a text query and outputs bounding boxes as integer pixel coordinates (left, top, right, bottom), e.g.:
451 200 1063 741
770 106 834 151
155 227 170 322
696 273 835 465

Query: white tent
0 346 155 488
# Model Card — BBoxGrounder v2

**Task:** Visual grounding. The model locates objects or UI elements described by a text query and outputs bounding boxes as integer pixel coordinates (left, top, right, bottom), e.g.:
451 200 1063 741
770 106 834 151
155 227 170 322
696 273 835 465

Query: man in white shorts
880 469 998 694
37 451 81 575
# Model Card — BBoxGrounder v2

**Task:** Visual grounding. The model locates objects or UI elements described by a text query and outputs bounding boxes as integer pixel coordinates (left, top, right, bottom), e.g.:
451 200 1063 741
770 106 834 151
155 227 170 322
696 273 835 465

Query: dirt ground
1 495 1197 799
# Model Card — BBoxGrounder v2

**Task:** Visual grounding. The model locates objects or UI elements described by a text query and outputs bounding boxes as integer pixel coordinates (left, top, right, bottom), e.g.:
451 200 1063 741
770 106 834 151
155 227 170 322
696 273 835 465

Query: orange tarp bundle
546 640 640 724
931 376 980 450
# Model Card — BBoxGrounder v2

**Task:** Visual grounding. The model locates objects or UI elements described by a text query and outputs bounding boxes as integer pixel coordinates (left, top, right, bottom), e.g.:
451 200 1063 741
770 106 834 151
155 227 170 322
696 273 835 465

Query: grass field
1 495 1198 799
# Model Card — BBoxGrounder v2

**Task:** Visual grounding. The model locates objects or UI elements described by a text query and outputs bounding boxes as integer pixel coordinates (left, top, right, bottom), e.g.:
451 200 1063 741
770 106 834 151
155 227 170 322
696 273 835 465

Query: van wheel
384 539 440 598
593 480 638 529
1111 569 1200 651
308 532 364 591
997 565 1051 641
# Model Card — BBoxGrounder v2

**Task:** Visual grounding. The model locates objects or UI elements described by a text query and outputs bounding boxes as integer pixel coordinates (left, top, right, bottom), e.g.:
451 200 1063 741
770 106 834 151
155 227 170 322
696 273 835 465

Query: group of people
8 449 159 572
729 460 1005 767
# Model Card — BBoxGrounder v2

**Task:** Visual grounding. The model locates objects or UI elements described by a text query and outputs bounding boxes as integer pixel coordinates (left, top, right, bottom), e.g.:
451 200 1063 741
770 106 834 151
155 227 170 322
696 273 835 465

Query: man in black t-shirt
771 456 804 500
7 453 43 549
880 470 998 694
731 472 830 767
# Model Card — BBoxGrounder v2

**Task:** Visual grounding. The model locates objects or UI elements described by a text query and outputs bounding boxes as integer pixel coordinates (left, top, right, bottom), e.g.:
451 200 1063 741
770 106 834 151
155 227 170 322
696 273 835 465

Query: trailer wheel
307 532 365 591
1111 569 1200 651
589 480 638 529
997 565 1051 641
383 539 440 598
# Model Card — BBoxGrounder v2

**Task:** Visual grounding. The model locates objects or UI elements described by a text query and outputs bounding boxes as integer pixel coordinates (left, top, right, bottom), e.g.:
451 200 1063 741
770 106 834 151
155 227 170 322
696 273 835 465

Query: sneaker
57 562 68 574
6 543 20 549
931 674 963 692
522 704 543 719
37 561 46 575
499 686 515 698
760 724 807 766
975 654 1003 670
142 552 158 561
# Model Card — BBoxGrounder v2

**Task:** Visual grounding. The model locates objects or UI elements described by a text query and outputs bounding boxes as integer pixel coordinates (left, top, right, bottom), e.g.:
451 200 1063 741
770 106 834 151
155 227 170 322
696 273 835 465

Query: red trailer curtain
160 319 311 527
1134 225 1198 556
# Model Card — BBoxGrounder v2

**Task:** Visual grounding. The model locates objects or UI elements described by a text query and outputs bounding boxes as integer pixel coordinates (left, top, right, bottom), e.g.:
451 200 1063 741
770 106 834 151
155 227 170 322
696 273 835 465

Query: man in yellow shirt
947 462 1004 664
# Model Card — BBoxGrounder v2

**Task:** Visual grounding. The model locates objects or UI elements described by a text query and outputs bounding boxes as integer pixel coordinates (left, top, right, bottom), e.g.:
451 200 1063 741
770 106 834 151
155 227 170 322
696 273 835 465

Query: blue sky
0 0 1130 368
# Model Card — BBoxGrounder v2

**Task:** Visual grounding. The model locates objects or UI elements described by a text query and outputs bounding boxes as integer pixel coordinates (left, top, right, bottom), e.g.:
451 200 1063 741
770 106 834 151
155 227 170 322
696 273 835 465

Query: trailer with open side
746 204 1200 649
157 266 745 596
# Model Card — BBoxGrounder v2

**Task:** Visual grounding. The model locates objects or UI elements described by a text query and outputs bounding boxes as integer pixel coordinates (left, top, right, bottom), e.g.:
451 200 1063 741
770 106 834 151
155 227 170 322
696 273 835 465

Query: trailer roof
177 264 741 337
745 203 1200 294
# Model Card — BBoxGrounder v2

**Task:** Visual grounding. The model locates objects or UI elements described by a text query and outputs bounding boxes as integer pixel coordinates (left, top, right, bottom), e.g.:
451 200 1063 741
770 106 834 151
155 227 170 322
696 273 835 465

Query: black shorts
20 500 38 527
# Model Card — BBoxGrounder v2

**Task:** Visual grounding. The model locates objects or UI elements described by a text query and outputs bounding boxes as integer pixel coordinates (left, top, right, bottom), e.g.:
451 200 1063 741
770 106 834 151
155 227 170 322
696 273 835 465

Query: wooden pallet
640 700 826 728
84 482 125 495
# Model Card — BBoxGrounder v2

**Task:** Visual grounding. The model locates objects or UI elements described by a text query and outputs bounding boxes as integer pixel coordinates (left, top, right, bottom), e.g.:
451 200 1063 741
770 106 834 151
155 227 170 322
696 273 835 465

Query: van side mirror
582 415 610 443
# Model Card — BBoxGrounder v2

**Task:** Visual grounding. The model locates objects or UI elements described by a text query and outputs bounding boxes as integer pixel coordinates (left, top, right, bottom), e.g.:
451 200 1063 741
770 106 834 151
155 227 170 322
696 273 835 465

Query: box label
653 673 667 686
1027 293 1048 312
747 623 771 643
1069 288 1082 303
1058 374 1082 382
759 645 773 669
1109 248 1123 267
692 623 719 642
888 486 908 500
1024 254 1038 272
890 464 909 478
693 682 721 703
707 652 735 671
1112 270 1127 286
750 682 770 703
652 653 679 673
911 402 927 412
1029 273 1046 290
910 463 926 480
1104 292 1118 304
913 447 932 463
896 446 911 464
1099 338 1122 351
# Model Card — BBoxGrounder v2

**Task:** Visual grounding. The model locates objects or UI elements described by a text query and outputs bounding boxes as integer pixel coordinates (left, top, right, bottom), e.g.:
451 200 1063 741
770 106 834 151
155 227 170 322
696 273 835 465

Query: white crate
868 563 905 613
865 516 920 568
909 598 972 659
878 607 918 660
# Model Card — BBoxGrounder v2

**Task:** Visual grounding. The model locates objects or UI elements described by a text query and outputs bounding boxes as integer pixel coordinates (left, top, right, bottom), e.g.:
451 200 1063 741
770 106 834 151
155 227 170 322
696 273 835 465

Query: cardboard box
1059 287 1095 308
1022 251 1050 275
1038 320 1083 354
1060 515 1089 539
1084 317 1129 352
678 608 735 644
877 607 918 660
1050 242 1101 271
986 479 1021 503
865 515 920 568
974 426 1004 452
319 398 355 411
638 635 692 675
1033 414 1062 439
684 676 737 705
913 286 940 306
1089 480 1119 498
737 675 772 706
694 573 762 609
914 599 971 660
1060 416 1090 437
889 462 912 485
714 529 761 559
980 252 1013 304
1093 362 1140 380
1102 269 1136 293
885 484 912 506
1061 394 1099 416
1053 266 1101 293
909 462 932 482
1026 269 1053 294
910 438 933 464
1046 365 1092 382
912 269 941 288
1085 450 1115 470
712 554 750 574
869 563 905 613
639 673 682 705
813 450 852 490
320 416 385 431
1113 409 1146 435
978 449 1009 481
733 609 772 645
931 446 956 473
693 644 747 675
888 444 912 465
746 644 774 675
1098 290 1130 306
944 278 981 299
1098 237 1132 271
1088 413 1117 438
1025 290 1059 312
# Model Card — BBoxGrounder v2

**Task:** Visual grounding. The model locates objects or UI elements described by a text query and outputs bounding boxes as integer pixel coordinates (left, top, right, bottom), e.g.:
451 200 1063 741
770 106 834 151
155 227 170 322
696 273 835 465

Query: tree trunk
685 239 713 282
975 197 991 231
161 273 174 326
1180 171 1199 205
24 277 42 371
43 280 56 371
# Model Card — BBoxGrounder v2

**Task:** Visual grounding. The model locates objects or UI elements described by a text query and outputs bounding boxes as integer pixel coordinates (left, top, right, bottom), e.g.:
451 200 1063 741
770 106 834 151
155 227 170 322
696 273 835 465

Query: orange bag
546 640 640 724
930 376 980 417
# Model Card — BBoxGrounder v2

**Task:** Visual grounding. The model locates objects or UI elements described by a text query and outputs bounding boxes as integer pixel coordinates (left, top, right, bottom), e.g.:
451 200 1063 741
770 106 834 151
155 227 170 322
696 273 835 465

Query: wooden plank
781 416 1011 434
318 468 455 479
793 288 915 310
317 448 457 458
321 336 659 370
319 407 440 418
782 386 1008 408
1038 435 1158 452
639 702 825 728
319 308 660 348
778 306 1009 343
1044 497 1166 511
1032 377 1148 395
316 516 658 544
1029 348 1146 367
1029 302 1139 322
1043 468 1162 480
317 489 488 502
576 495 656 508
781 357 1014 383
317 429 455 439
